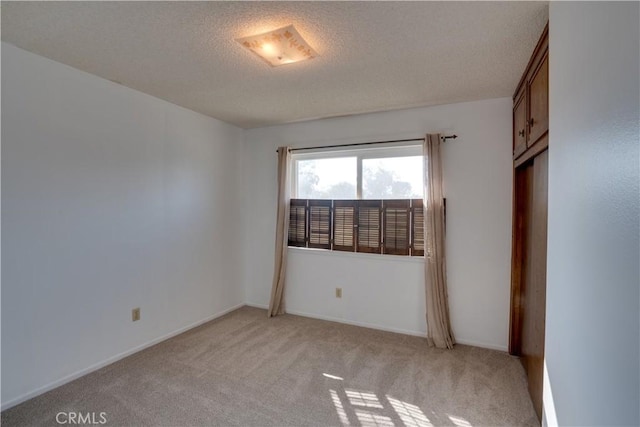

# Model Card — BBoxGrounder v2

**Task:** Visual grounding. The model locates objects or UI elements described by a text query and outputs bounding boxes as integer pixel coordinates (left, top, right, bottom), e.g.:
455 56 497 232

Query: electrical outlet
335 288 342 298
132 308 140 322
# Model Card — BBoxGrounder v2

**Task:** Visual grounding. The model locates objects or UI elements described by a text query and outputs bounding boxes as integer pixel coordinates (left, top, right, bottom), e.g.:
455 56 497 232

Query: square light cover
237 25 318 67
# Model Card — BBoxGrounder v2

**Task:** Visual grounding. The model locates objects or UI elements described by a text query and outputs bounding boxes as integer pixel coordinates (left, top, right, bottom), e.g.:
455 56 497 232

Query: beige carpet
1 306 538 426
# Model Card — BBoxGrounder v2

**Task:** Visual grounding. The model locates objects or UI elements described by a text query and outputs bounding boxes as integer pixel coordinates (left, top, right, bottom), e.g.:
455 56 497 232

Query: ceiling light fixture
236 24 318 67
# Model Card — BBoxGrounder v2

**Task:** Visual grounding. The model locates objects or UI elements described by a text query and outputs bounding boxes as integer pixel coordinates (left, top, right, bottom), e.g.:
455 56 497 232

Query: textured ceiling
1 1 548 128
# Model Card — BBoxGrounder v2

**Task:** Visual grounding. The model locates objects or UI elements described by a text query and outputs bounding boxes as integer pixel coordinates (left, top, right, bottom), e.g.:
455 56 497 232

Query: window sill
287 246 425 264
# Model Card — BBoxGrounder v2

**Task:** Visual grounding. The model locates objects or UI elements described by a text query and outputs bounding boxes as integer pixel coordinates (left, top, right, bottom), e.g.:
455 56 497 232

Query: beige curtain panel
423 134 455 349
268 146 292 317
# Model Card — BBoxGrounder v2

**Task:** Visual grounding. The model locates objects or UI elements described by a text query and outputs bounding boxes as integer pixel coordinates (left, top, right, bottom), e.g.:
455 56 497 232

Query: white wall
243 98 513 350
546 3 640 426
1 43 245 408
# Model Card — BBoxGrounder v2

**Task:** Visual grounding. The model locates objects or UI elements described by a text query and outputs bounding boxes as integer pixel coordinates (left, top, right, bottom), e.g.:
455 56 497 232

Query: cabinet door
513 89 527 158
528 54 549 146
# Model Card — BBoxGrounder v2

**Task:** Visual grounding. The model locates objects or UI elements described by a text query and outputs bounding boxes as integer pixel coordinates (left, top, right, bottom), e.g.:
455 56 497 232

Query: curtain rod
281 135 457 153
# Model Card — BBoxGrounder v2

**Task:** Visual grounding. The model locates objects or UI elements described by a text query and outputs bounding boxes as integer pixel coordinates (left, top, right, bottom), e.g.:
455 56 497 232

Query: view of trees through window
296 155 423 199
363 157 422 199
297 157 357 199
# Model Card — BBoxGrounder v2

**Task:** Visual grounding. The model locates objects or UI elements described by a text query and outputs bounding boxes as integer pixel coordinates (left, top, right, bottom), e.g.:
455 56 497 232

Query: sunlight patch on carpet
387 395 433 427
346 389 384 409
330 389 350 426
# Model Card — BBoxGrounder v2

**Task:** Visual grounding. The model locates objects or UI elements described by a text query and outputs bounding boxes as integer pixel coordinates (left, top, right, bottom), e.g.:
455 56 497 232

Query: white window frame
291 144 423 199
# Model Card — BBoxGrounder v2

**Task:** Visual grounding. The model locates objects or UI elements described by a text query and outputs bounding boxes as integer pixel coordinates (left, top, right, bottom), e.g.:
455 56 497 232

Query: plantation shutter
357 200 382 253
333 200 356 251
308 200 332 249
288 199 307 247
288 198 432 256
411 198 425 256
383 200 410 255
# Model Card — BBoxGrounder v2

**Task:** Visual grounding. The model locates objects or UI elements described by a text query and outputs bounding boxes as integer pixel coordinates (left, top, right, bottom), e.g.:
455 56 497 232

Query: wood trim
515 134 548 168
514 138 528 159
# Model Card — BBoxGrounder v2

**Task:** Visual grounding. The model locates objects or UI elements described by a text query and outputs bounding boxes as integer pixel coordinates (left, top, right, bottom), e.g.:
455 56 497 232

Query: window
292 146 422 200
289 145 425 257
296 157 357 199
362 156 423 199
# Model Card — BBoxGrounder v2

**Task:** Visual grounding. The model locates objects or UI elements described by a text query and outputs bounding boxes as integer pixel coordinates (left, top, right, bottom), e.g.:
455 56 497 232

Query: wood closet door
519 150 548 420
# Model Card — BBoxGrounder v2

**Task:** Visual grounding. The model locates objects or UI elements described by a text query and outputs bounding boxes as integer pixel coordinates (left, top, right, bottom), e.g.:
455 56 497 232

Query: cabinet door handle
518 129 525 137
529 118 535 127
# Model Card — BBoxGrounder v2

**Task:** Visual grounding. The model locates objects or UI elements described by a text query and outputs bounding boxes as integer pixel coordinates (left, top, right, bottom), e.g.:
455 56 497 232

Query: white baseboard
542 359 558 427
1 303 245 411
283 309 428 338
245 303 426 337
454 338 508 352
248 304 507 352
245 302 268 310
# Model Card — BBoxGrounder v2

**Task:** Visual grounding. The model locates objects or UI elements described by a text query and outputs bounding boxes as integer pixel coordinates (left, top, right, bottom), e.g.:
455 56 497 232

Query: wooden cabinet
528 55 549 146
509 22 549 423
513 23 548 164
513 87 527 157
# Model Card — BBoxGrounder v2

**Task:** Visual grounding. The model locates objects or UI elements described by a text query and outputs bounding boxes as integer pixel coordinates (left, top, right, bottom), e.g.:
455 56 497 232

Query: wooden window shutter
333 200 356 251
411 198 424 256
308 200 332 249
357 200 382 254
383 200 410 255
288 199 308 247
